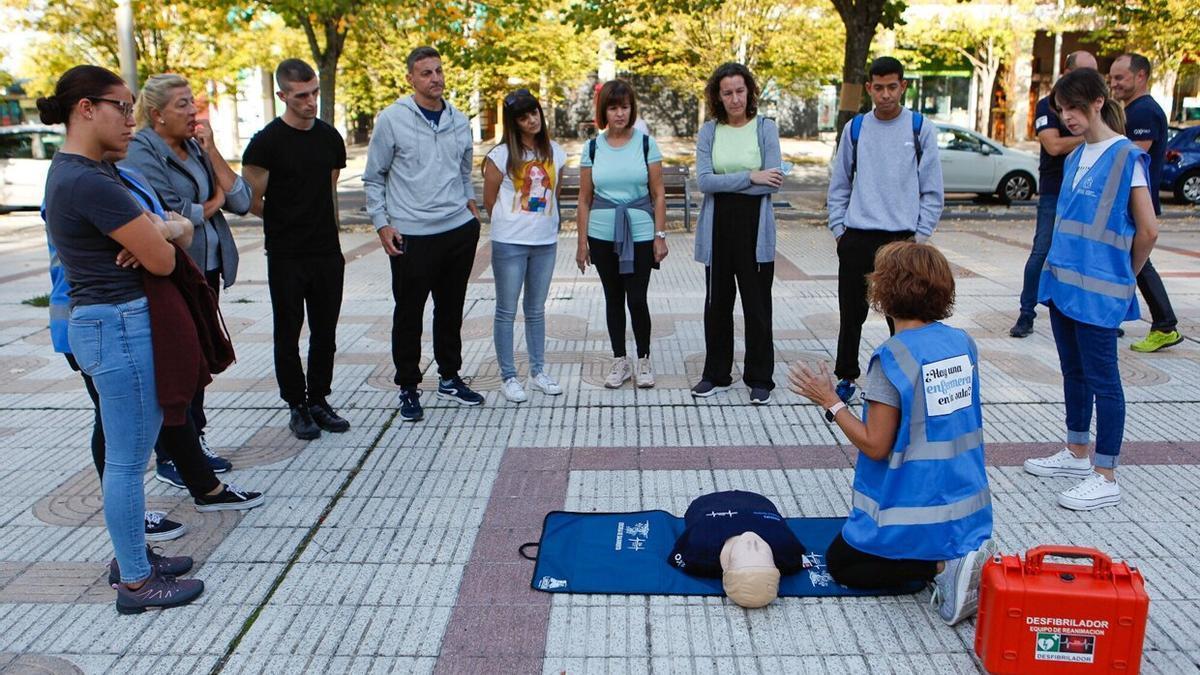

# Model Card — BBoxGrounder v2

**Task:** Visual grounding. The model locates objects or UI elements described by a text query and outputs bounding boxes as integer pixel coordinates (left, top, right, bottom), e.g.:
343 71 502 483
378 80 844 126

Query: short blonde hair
134 73 189 130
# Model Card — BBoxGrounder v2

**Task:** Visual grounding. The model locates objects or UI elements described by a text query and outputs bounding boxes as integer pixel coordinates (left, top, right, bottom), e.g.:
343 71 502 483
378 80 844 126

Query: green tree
827 0 908 138
1074 0 1200 111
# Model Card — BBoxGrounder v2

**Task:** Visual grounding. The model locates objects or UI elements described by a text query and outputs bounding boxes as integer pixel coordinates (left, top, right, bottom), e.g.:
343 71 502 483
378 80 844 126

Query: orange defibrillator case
974 546 1149 674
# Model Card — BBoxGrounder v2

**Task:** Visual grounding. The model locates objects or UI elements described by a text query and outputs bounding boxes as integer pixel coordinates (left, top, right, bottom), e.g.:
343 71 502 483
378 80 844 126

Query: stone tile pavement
1 210 1199 674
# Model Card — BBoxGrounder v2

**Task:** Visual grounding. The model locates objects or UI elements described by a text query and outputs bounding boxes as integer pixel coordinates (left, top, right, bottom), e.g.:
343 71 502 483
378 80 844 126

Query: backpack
588 132 650 167
849 110 924 183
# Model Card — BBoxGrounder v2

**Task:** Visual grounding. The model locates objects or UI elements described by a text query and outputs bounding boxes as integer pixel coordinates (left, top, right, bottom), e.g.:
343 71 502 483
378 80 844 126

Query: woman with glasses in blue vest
790 241 995 626
1023 68 1159 511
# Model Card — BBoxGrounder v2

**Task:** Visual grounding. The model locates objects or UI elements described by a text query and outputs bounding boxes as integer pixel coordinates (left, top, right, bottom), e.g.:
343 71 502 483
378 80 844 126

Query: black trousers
588 236 653 359
826 533 938 589
389 219 480 388
267 254 346 406
186 269 222 433
68 354 220 500
703 193 774 389
835 228 913 381
1136 258 1178 333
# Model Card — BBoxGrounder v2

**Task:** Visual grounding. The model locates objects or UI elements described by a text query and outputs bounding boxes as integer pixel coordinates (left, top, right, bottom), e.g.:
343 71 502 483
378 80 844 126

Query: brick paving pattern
0 204 1198 673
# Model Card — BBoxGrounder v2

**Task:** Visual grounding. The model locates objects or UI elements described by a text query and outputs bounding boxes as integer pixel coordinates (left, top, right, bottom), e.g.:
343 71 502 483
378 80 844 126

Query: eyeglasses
503 88 532 109
88 97 136 119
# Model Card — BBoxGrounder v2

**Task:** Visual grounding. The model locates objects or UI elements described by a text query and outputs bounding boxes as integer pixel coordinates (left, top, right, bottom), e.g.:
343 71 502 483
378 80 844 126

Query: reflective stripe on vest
1044 264 1138 300
1055 144 1134 250
851 486 991 528
881 336 985 470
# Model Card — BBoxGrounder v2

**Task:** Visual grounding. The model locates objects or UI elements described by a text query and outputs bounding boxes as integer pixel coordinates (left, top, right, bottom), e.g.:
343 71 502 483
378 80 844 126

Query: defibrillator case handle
1025 545 1113 579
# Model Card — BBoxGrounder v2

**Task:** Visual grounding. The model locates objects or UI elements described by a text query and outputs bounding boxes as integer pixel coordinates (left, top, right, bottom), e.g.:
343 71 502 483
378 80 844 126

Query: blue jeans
1018 193 1058 320
68 297 161 582
492 241 557 380
1048 304 1123 469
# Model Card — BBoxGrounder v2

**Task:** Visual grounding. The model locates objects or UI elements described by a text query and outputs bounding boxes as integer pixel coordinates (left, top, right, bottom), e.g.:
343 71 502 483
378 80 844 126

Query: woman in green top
691 62 784 404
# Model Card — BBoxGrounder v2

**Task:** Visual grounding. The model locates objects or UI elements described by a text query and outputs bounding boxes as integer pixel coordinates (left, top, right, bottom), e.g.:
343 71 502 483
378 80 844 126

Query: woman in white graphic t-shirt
482 89 567 403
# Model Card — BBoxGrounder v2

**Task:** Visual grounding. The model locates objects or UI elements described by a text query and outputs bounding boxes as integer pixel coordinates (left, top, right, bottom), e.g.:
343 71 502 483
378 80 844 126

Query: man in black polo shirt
1110 52 1184 353
1010 50 1096 338
242 59 351 439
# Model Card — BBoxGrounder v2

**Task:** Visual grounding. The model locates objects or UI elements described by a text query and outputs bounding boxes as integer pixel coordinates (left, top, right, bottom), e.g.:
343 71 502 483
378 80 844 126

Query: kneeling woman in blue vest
790 241 995 625
1023 68 1158 511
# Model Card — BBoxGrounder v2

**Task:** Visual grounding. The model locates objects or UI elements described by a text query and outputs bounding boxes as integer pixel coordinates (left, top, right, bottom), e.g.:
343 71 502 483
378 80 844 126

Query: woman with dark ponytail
1023 67 1159 511
40 65 204 613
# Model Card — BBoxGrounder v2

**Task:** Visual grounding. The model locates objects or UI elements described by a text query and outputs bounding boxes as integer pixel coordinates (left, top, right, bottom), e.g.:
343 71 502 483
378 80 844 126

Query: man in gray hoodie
826 56 944 404
364 46 484 422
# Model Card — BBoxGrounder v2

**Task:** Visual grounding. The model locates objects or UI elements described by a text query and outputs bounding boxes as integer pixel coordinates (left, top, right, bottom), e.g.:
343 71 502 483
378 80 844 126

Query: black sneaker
194 484 265 512
750 387 772 405
1009 316 1034 338
309 400 350 433
115 566 204 615
691 380 730 398
144 511 186 542
399 387 423 422
288 404 321 440
198 434 232 473
108 545 193 586
437 377 484 406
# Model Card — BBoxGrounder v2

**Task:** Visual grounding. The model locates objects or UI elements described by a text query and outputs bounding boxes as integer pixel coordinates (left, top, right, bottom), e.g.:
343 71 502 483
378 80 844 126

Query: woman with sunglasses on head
38 65 204 613
122 73 250 479
575 79 668 389
483 89 567 402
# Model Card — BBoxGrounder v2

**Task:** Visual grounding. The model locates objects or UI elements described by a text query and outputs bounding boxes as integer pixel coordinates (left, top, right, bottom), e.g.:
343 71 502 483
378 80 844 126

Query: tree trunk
301 15 348 126
318 58 338 125
832 0 885 145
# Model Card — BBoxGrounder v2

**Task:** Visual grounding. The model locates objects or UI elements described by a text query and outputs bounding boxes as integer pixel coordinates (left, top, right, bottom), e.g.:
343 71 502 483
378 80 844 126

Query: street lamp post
115 0 138 93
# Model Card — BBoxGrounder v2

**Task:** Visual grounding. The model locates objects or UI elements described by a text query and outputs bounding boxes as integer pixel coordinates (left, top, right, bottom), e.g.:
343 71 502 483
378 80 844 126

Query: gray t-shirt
44 153 146 307
863 356 901 409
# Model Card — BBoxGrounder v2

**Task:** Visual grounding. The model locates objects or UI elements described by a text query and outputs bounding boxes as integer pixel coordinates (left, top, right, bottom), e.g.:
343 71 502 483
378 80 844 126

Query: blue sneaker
198 434 231 473
399 387 424 422
437 377 484 406
835 379 858 404
154 461 186 489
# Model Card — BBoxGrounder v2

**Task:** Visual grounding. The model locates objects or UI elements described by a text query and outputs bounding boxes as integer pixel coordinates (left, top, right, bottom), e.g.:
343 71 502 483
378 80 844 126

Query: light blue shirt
580 129 662 242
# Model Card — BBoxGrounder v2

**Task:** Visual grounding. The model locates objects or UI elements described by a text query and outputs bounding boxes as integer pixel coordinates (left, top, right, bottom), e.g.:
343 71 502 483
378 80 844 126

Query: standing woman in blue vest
1023 68 1158 510
575 79 668 389
790 242 995 626
691 62 783 405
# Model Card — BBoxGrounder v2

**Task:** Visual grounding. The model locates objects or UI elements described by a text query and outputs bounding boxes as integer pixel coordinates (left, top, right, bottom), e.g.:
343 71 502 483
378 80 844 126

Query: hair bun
36 96 64 125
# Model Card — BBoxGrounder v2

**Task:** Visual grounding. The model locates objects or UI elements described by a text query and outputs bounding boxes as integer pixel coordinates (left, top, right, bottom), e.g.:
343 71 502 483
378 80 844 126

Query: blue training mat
527 510 923 597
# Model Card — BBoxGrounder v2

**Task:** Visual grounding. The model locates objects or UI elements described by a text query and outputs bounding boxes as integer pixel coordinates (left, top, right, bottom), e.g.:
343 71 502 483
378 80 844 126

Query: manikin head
719 532 780 608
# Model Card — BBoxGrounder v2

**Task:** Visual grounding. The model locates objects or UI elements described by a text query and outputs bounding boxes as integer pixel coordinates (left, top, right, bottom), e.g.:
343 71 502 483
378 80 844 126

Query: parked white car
0 124 65 212
934 121 1039 202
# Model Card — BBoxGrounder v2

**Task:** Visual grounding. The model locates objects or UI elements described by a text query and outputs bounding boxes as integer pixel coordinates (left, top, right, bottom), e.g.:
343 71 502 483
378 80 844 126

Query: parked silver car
935 122 1039 203
0 124 65 212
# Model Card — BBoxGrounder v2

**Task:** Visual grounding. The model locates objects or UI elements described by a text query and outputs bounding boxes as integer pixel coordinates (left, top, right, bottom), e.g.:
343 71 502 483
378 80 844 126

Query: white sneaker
1023 448 1093 478
531 372 562 396
501 377 527 403
930 538 999 625
1058 472 1121 511
604 357 632 389
635 357 655 388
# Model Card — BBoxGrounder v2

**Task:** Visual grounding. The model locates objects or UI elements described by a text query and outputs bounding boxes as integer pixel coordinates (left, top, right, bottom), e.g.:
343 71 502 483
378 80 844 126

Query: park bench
558 164 693 232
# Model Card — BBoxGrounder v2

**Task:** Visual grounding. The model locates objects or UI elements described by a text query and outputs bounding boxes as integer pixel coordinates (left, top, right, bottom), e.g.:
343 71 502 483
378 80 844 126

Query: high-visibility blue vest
46 165 166 353
842 322 992 561
1038 139 1148 328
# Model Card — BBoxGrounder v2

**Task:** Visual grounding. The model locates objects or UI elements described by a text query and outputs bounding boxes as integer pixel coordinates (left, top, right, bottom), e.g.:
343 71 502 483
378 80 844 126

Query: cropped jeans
492 241 557 380
68 297 160 582
1048 303 1123 469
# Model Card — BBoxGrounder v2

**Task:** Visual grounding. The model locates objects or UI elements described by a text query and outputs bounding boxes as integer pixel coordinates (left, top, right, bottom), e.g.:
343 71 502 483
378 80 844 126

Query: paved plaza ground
1 172 1199 673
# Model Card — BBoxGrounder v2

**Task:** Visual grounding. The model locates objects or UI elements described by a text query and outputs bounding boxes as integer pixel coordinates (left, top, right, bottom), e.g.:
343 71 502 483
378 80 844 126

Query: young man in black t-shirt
1111 53 1183 353
243 59 350 439
1010 51 1094 338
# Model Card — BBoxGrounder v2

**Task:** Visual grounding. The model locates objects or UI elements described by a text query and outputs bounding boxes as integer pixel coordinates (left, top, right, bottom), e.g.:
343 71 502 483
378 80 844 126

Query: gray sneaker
930 538 999 625
114 566 204 615
108 545 193 586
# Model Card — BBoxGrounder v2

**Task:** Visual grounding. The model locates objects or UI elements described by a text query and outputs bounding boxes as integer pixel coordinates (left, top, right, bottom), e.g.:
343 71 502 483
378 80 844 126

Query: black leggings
826 532 938 589
68 354 221 500
588 236 653 359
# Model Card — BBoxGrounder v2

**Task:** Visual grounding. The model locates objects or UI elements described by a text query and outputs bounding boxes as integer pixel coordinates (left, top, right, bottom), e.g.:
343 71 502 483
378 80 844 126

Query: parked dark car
1163 125 1200 205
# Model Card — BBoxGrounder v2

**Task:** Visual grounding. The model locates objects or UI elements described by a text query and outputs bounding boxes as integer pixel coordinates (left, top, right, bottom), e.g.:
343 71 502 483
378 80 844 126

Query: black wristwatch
824 401 847 423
